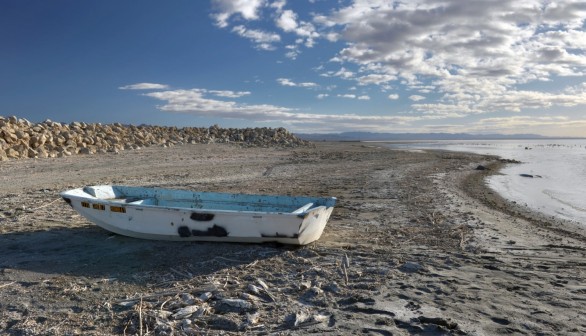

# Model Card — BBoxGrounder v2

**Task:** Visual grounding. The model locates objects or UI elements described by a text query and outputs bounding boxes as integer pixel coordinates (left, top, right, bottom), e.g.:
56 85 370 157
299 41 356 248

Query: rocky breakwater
0 116 311 161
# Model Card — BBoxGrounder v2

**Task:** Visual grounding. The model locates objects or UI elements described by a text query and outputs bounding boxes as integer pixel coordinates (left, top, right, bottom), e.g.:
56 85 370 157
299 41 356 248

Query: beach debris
154 310 172 320
0 281 16 289
245 311 261 326
246 284 273 302
285 310 329 328
171 305 199 319
247 283 261 295
286 310 311 327
299 280 312 291
520 174 542 178
341 261 349 285
214 298 255 313
116 300 137 308
240 292 262 302
475 165 489 170
312 312 329 323
343 253 351 268
179 293 196 305
300 286 325 306
193 304 208 318
256 278 270 291
254 278 276 302
198 291 213 302
221 298 253 308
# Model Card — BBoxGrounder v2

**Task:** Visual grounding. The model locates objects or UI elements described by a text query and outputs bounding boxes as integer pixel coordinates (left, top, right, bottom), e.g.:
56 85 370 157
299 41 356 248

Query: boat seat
106 198 157 205
292 203 314 214
83 186 119 199
127 198 157 205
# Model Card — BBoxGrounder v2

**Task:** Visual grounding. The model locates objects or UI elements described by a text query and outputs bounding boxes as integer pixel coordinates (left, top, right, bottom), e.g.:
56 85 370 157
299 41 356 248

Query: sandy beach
1 141 585 335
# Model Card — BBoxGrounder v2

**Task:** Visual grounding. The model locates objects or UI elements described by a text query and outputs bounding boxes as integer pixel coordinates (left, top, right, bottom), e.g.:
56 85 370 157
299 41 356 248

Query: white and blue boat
61 185 336 245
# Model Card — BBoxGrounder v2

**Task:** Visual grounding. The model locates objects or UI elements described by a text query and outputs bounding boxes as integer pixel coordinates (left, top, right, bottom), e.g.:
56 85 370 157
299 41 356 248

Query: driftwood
0 281 16 289
113 285 217 305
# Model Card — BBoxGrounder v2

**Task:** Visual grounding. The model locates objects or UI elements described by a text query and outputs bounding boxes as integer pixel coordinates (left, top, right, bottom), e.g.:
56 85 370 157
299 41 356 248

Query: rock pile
0 116 311 161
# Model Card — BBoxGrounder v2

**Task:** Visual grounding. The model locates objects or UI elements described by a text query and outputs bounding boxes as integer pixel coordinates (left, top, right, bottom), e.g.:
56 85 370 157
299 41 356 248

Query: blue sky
1 0 586 136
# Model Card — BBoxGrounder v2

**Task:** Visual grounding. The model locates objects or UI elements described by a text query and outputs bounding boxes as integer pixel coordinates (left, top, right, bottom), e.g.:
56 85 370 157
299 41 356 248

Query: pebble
400 261 424 273
214 298 255 314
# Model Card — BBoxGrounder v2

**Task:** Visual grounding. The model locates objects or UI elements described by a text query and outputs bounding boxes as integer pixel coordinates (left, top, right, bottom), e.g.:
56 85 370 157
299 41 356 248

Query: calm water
386 139 586 225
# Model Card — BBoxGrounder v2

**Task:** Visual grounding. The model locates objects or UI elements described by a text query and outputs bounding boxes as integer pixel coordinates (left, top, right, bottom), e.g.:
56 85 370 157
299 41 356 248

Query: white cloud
409 95 426 102
276 10 298 32
299 82 318 88
209 90 251 98
144 88 292 119
335 93 369 100
270 0 286 12
317 93 329 99
412 84 586 117
211 0 266 28
338 94 356 99
119 83 169 90
285 51 298 59
325 32 339 42
275 9 319 48
316 0 586 115
388 94 399 100
333 67 354 79
277 78 296 86
358 74 397 86
566 82 586 95
277 78 318 88
212 0 319 56
231 25 280 50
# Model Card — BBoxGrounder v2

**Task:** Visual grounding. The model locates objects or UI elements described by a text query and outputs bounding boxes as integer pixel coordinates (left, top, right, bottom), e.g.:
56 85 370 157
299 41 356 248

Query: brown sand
0 141 585 335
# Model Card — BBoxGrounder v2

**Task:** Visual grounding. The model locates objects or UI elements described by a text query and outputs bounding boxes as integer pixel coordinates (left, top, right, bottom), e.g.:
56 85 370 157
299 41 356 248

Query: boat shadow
0 225 293 284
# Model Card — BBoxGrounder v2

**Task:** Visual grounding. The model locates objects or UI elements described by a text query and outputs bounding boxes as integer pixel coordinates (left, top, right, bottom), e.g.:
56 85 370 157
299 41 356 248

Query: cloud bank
122 82 586 134
209 0 586 121
125 84 420 130
120 1 586 135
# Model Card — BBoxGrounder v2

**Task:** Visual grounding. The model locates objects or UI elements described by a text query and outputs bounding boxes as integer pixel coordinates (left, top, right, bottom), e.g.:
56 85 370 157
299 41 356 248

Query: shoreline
460 155 586 244
381 139 586 227
1 141 585 335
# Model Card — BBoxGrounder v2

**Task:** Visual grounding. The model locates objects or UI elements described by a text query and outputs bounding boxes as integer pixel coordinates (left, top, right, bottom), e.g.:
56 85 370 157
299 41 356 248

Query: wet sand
1 142 585 335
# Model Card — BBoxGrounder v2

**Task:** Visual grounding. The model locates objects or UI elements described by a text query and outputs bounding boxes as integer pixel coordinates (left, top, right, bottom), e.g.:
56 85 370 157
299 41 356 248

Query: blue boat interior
82 185 336 213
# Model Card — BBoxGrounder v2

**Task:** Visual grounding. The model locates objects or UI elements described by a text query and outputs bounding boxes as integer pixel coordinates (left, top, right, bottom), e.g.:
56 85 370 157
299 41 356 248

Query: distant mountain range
295 132 553 142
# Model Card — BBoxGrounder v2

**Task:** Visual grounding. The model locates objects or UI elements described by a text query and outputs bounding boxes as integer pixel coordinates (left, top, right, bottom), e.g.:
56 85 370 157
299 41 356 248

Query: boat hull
61 185 336 245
